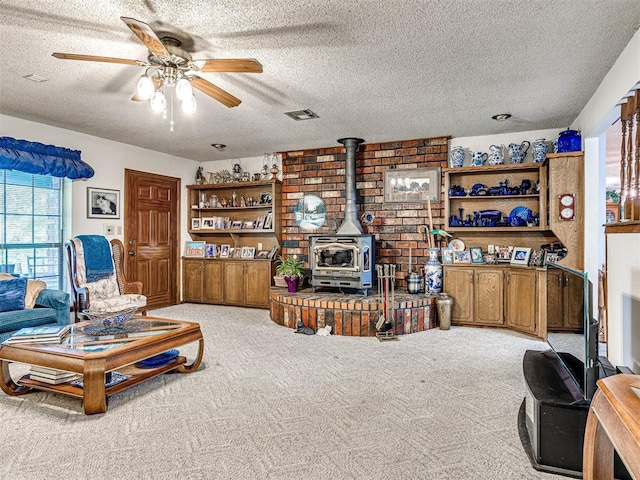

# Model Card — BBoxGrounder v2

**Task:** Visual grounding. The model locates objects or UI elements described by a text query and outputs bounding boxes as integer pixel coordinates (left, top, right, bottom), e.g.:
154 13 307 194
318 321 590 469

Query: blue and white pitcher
508 141 531 164
450 146 465 168
470 151 488 166
488 144 505 165
532 139 549 163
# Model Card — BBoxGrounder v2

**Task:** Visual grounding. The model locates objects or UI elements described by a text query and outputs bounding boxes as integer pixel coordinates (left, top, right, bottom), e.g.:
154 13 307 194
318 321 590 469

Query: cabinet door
445 267 474 324
245 261 272 307
546 269 564 330
202 261 224 304
223 261 245 305
506 269 537 334
564 272 585 331
182 259 203 302
474 268 504 325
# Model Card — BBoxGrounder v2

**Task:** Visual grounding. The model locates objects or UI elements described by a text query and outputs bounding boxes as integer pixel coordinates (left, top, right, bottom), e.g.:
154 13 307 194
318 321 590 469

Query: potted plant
275 255 305 293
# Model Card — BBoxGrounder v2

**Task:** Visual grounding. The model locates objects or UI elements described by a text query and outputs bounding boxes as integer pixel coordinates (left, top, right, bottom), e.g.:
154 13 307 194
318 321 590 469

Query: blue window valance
0 136 94 179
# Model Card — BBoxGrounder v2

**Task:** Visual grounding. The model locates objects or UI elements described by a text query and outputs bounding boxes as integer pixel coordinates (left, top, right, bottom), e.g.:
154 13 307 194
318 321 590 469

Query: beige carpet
0 304 563 480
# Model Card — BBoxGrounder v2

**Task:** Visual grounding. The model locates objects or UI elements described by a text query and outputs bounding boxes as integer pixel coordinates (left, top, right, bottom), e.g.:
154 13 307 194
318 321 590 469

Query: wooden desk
583 374 640 479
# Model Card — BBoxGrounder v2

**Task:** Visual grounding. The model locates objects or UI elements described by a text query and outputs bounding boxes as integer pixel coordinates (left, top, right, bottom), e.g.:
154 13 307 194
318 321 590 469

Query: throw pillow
0 277 28 312
25 279 47 309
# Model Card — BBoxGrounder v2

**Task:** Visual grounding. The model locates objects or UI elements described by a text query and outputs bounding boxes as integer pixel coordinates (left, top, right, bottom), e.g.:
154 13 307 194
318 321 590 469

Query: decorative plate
135 349 179 368
508 206 532 222
448 239 466 252
471 183 487 192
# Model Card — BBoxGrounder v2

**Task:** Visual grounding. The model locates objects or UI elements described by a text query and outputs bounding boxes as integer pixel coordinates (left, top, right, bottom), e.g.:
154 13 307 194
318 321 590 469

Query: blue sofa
0 289 71 343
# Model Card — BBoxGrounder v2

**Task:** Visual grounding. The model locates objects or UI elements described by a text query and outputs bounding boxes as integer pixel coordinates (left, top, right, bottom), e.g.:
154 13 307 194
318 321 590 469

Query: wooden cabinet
446 266 504 326
545 267 583 332
184 179 281 308
505 268 537 335
182 258 271 309
445 265 543 336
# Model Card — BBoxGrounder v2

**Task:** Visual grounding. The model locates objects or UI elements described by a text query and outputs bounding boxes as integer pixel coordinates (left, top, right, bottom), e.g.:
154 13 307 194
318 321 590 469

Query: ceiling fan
52 17 263 110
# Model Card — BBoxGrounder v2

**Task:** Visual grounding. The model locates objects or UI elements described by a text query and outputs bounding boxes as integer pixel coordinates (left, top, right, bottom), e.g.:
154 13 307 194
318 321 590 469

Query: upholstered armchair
66 235 147 321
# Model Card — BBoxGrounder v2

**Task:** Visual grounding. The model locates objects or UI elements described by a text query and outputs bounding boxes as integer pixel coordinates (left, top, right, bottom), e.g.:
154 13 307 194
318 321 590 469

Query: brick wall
279 136 449 281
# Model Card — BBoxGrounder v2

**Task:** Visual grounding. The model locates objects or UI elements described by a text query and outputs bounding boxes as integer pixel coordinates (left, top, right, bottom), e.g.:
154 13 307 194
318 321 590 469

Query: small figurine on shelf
195 166 204 185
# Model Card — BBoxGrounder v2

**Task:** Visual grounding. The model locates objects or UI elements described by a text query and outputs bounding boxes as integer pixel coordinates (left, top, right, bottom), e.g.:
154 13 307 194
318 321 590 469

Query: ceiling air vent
284 109 320 121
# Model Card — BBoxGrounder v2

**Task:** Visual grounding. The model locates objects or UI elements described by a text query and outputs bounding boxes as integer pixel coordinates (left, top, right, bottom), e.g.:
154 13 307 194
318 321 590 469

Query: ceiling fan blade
120 16 170 58
194 59 263 73
52 52 144 66
191 76 241 108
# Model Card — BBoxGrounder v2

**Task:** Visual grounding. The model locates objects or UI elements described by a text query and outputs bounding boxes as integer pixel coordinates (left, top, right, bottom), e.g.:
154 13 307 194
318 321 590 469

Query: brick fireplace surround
268 136 448 336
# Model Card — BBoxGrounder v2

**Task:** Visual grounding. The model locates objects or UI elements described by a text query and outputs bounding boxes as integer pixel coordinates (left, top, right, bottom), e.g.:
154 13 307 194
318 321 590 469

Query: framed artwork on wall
87 187 120 219
383 167 441 203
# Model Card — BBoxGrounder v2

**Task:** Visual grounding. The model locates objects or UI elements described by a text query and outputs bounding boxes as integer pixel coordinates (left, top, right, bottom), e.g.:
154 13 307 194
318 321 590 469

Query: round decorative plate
136 349 179 368
448 239 465 252
508 206 532 222
471 183 487 192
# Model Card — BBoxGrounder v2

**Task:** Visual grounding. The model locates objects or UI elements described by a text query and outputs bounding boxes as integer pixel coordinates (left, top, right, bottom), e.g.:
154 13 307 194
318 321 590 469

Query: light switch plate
103 224 115 235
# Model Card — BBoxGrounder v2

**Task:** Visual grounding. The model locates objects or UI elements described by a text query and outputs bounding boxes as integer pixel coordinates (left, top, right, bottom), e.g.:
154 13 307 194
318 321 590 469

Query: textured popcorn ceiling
0 0 638 162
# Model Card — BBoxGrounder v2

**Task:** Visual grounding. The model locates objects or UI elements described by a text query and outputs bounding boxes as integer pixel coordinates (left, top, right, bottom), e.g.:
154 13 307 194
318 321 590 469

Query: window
0 170 64 288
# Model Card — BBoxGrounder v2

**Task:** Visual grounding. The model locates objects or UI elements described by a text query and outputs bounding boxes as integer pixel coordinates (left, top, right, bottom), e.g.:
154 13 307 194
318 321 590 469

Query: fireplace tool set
375 264 397 341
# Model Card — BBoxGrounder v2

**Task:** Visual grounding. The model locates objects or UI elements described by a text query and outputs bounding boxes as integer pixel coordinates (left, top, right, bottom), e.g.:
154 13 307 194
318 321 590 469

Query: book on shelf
29 373 82 385
29 366 78 378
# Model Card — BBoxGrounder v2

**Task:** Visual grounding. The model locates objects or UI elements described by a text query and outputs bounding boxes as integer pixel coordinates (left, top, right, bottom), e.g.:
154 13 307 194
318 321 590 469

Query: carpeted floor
0 304 564 479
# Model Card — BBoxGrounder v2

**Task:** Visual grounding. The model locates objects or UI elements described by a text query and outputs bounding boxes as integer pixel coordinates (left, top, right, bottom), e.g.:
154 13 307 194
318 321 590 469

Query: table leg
82 360 107 415
583 391 615 480
176 338 204 373
0 360 31 396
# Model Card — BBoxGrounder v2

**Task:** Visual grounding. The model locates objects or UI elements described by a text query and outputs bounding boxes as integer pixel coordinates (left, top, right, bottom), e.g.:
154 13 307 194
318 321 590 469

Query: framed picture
267 245 279 259
510 247 532 265
255 215 265 229
205 244 216 258
242 247 256 258
191 218 201 230
201 217 215 229
230 220 243 229
264 212 273 229
231 247 242 258
259 192 272 205
256 250 270 259
243 220 255 229
441 247 453 264
469 247 484 264
185 241 206 257
453 250 470 264
545 252 559 265
219 245 231 258
383 167 440 203
529 249 544 267
87 187 120 219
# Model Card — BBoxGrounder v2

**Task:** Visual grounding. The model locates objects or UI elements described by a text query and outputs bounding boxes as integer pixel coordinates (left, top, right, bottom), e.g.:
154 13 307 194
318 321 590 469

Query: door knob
128 251 136 256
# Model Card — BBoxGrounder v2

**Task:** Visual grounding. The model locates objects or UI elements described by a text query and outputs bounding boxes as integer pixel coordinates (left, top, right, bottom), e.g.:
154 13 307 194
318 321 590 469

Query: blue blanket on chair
76 235 114 282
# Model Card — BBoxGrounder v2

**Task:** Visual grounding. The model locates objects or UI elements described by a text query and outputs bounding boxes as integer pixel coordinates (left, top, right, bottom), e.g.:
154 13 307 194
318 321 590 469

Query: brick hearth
270 288 437 336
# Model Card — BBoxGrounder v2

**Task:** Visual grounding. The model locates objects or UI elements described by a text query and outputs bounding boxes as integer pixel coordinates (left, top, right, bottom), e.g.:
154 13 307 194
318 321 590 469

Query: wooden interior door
125 169 180 309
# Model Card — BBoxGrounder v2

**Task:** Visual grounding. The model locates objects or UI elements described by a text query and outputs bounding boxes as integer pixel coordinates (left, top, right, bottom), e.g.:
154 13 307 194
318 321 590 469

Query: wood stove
309 234 375 295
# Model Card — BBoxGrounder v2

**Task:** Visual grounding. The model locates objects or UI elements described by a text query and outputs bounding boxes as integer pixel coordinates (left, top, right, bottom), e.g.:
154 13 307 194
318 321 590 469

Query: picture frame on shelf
191 218 201 230
510 247 532 266
87 187 120 219
201 217 215 229
255 215 265 229
267 245 279 259
256 250 270 259
219 245 231 258
205 244 216 258
241 247 255 258
231 247 242 258
383 167 440 203
184 241 206 257
264 212 273 229
440 247 453 264
259 192 272 205
529 249 544 267
544 251 559 264
453 250 470 264
469 247 484 264
230 220 243 229
243 220 255 229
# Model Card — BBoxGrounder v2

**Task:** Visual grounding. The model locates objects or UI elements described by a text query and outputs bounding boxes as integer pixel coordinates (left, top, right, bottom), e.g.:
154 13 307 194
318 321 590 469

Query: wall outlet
258 242 263 251
103 224 115 235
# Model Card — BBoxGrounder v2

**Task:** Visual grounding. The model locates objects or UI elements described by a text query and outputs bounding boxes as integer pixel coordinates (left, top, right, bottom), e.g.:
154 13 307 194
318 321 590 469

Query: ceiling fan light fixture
182 94 197 114
150 90 166 113
136 74 155 100
175 77 193 102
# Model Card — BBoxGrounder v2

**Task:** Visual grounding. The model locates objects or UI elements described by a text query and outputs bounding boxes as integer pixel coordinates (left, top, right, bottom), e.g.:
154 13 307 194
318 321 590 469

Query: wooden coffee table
0 315 204 414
